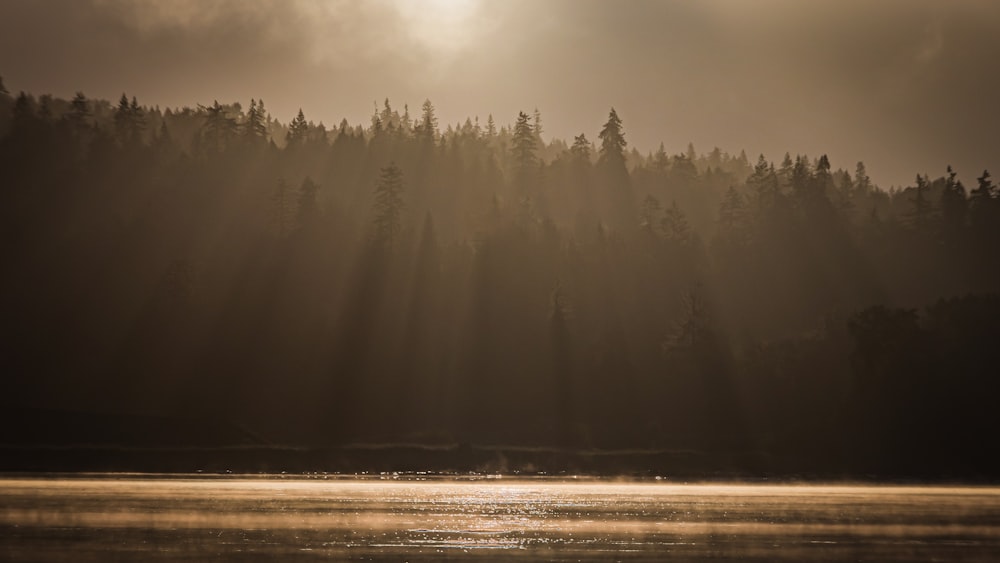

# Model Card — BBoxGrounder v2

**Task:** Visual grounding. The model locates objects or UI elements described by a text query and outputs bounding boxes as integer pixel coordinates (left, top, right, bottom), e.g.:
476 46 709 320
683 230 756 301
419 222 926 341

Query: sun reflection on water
2 476 1000 560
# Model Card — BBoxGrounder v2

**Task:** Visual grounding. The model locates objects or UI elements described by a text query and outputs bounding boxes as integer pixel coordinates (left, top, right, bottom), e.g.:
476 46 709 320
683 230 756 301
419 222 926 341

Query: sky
1 0 999 188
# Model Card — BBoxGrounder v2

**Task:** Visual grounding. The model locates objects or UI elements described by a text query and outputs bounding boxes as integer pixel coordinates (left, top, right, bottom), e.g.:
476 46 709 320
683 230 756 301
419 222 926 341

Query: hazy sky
2 0 999 187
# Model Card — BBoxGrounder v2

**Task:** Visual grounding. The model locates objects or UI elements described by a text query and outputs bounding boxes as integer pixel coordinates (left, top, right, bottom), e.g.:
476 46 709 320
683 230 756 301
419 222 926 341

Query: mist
2 1 1000 481
2 0 999 188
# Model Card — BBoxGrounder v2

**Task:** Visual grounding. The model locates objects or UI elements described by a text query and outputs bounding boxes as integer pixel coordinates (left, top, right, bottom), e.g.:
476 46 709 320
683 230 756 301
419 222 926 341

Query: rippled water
2 475 999 561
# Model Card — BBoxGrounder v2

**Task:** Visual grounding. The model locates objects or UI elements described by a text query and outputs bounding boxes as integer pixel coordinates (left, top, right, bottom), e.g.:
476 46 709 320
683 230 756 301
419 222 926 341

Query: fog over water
2 476 1000 561
2 0 999 187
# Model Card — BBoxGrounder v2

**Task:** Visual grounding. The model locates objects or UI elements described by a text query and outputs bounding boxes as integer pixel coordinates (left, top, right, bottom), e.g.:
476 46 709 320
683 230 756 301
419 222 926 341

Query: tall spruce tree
511 111 539 191
597 107 626 171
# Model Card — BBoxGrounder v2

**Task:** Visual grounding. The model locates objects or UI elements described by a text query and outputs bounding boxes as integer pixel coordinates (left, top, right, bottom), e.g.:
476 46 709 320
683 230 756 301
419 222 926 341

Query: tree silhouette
418 99 437 143
244 98 268 142
596 107 632 225
854 161 872 195
67 92 90 130
2 85 1000 476
511 111 539 192
113 94 145 145
907 173 934 232
286 108 308 147
940 165 967 245
597 107 626 171
200 100 236 152
570 133 591 161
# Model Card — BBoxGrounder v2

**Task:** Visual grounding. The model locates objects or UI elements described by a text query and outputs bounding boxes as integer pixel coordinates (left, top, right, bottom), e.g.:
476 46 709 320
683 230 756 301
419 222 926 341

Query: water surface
2 475 999 561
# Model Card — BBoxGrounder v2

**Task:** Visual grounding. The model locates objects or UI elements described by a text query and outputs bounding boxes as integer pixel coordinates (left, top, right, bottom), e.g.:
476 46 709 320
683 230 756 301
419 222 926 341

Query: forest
2 78 999 477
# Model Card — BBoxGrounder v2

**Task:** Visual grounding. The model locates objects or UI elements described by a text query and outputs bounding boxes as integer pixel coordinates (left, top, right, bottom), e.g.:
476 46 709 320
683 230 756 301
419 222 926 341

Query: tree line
2 81 998 476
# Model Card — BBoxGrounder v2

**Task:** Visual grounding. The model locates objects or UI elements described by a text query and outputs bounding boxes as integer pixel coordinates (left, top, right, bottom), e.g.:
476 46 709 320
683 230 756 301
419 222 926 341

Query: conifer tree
969 169 996 235
571 133 591 161
418 99 437 142
286 108 308 146
511 111 539 191
908 174 933 231
201 100 236 152
652 142 669 173
244 98 268 141
114 93 144 144
597 107 626 170
854 161 872 195
940 165 968 243
67 92 90 131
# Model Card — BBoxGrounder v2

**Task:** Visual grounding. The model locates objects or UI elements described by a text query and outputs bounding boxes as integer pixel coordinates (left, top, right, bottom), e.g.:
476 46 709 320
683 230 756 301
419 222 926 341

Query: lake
1 475 999 561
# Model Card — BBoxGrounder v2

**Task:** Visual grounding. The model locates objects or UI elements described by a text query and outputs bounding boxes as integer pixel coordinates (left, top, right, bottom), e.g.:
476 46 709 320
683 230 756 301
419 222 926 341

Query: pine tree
401 104 412 134
969 169 996 235
908 173 934 231
67 92 90 131
418 99 437 142
111 93 145 142
128 96 145 142
597 107 626 170
201 100 236 152
814 154 832 194
778 153 794 189
114 93 133 144
971 169 996 200
380 98 394 130
244 98 267 141
652 143 669 173
570 133 591 161
854 161 872 195
940 165 968 244
286 108 308 146
748 154 777 213
511 111 538 190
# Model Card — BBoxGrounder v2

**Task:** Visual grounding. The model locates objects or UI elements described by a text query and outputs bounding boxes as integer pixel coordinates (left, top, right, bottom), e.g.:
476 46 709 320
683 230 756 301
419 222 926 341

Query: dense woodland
2 78 999 476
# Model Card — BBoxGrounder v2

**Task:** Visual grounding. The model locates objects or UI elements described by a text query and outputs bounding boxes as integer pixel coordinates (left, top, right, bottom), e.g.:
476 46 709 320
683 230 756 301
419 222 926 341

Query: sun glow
392 0 483 53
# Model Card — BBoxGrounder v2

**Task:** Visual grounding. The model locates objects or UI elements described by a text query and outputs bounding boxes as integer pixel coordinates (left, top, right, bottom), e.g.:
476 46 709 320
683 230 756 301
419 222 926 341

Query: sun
392 0 483 53
410 0 478 23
